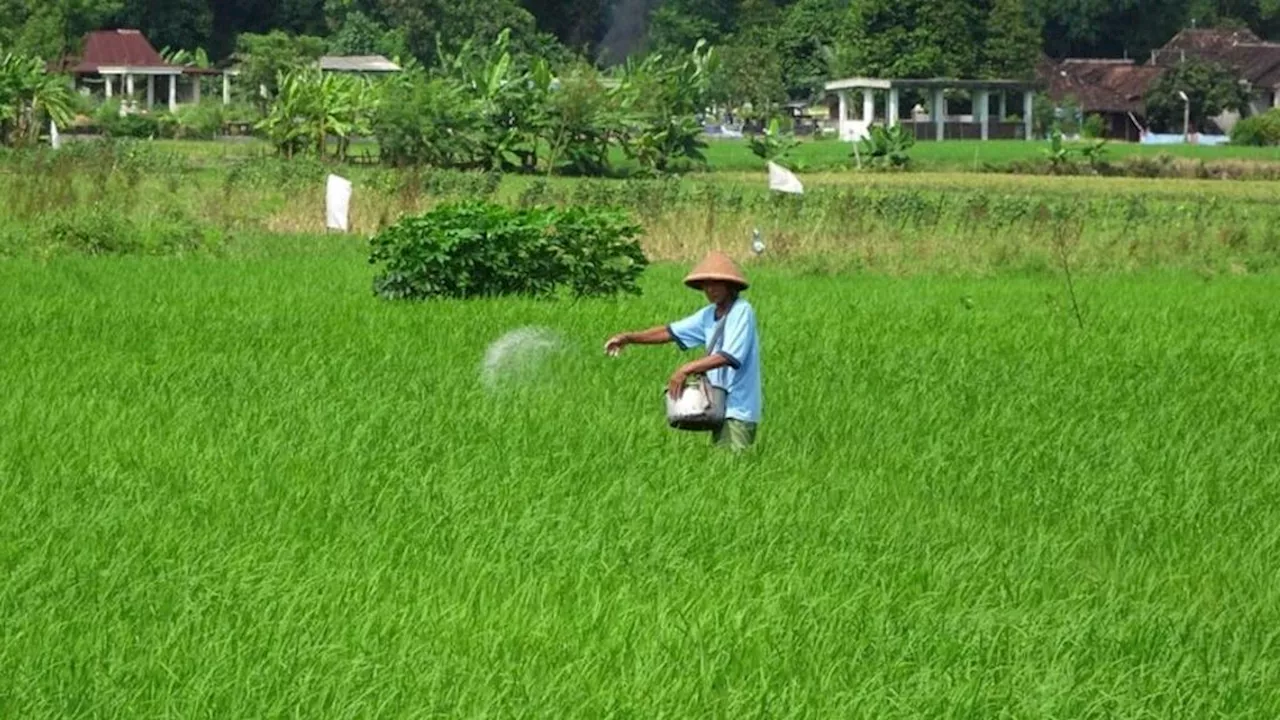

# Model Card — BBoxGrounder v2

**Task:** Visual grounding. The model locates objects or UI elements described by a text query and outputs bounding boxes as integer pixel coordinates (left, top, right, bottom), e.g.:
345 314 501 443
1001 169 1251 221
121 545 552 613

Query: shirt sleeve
667 307 708 351
715 303 755 369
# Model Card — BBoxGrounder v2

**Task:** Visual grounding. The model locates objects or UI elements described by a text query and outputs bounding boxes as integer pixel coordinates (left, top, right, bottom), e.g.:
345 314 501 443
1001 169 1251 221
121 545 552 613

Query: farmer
604 251 762 450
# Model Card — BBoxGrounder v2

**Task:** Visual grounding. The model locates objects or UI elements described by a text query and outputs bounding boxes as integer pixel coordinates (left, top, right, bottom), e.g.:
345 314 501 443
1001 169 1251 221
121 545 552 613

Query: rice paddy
3 143 1280 717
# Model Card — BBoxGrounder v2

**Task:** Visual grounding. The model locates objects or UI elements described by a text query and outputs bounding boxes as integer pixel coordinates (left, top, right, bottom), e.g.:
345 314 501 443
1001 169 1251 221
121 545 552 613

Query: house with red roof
58 29 231 111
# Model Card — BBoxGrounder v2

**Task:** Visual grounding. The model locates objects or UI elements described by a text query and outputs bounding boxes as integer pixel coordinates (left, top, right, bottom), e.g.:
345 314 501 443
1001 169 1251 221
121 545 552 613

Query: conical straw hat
684 251 749 290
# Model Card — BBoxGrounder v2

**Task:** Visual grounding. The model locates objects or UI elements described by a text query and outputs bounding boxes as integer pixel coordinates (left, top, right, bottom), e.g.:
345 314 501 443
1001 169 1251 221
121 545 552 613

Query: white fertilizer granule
480 327 564 390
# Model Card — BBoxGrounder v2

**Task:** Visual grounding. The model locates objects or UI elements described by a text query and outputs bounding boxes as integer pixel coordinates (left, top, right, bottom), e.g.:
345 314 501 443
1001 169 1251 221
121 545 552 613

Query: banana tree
0 54 75 147
435 29 542 172
614 41 718 174
256 70 312 157
161 47 212 69
258 68 380 159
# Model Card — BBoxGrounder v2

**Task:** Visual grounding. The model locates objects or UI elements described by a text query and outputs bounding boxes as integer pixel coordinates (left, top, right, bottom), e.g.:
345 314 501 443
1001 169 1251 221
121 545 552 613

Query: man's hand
604 333 630 357
667 367 690 399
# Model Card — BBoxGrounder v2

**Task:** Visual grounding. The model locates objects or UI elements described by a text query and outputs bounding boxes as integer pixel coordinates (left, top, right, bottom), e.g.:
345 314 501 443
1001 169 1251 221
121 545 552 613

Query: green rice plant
2 255 1279 717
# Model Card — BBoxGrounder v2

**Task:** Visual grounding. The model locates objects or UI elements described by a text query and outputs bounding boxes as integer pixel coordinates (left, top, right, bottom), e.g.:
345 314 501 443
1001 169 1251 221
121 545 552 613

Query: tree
0 0 123 61
0 52 75 146
615 40 718 173
115 0 213 54
374 70 486 167
838 0 1043 82
647 0 735 54
375 0 539 66
327 9 405 56
837 0 947 79
712 28 785 116
236 30 327 106
257 66 382 158
922 0 987 78
542 60 623 175
1144 58 1251 133
1029 0 1189 60
776 0 845 101
982 0 1040 79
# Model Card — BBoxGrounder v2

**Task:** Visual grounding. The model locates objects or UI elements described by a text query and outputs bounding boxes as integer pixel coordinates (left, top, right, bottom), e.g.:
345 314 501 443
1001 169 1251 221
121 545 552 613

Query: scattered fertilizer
480 326 564 390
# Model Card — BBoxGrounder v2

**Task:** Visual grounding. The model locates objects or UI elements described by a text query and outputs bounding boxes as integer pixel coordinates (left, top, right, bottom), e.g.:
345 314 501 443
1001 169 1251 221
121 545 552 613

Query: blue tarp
1140 133 1231 146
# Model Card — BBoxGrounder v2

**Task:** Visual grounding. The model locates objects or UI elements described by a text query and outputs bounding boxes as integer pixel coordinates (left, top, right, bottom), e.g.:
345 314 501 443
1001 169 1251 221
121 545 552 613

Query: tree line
3 0 1280 111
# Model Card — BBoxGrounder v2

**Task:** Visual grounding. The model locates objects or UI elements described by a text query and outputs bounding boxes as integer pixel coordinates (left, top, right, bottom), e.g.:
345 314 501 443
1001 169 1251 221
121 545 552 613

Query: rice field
4 141 1280 716
703 136 1280 172
3 238 1280 716
6 145 1280 276
135 136 1280 173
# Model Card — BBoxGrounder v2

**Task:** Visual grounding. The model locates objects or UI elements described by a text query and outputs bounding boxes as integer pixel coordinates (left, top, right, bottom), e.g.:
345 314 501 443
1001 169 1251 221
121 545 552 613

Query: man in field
604 252 762 451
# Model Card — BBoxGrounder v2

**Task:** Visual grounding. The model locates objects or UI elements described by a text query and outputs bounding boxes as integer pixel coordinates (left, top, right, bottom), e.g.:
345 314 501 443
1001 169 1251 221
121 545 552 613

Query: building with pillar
823 77 1041 142
58 29 233 113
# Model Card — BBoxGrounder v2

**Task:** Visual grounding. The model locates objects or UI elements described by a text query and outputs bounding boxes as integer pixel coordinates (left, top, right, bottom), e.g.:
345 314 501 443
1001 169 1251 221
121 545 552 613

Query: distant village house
1040 28 1280 139
55 29 234 111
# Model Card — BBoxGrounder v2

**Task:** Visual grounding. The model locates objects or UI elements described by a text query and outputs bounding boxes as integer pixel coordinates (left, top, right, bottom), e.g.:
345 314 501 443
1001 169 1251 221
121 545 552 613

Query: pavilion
59 29 234 111
824 77 1042 142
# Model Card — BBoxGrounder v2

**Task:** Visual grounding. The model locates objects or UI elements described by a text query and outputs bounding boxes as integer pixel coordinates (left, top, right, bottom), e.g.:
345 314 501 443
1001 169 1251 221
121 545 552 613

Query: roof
825 77 1039 92
1151 28 1280 88
1040 59 1165 114
1232 43 1280 88
72 29 174 73
1155 28 1262 61
318 55 401 73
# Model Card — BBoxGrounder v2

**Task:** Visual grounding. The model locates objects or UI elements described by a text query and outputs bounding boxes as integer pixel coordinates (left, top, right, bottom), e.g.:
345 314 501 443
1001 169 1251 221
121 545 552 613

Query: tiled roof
1155 28 1263 61
1040 59 1165 114
72 29 171 73
1152 29 1280 88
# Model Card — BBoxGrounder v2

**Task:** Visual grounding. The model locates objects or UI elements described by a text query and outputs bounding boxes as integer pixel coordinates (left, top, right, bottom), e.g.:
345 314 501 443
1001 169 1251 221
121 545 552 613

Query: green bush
1230 110 1280 146
101 111 163 139
1082 113 1107 139
172 102 225 140
374 75 485 169
369 201 646 300
857 124 915 169
748 117 800 164
32 204 221 256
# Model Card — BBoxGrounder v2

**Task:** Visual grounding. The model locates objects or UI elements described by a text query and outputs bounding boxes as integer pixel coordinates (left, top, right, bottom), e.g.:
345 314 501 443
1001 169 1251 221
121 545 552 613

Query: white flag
325 174 352 232
767 161 803 194
50 121 62 150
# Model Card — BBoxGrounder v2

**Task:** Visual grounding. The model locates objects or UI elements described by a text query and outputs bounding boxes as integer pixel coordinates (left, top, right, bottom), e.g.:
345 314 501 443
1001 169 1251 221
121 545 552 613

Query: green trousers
712 419 758 451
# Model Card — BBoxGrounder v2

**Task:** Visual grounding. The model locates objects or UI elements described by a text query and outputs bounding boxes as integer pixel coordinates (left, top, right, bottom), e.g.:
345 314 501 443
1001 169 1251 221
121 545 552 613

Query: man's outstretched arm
604 326 672 355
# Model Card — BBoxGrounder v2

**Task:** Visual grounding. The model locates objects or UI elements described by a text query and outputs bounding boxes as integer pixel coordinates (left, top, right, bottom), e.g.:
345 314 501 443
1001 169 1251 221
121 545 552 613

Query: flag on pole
325 174 352 232
50 121 62 150
767 161 803 194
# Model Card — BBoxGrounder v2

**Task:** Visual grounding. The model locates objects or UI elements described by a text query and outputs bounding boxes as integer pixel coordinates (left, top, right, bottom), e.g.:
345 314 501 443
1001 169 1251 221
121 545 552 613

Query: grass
5 146 1280 275
2 243 1280 716
704 137 1280 172
75 135 1280 174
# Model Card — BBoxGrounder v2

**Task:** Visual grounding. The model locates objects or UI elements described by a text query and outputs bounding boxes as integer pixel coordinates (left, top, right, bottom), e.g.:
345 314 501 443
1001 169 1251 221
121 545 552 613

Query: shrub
32 204 221 256
369 201 646 301
374 74 485 168
102 111 163 139
748 117 800 164
1230 110 1280 146
857 124 914 169
1082 113 1107 139
172 102 225 140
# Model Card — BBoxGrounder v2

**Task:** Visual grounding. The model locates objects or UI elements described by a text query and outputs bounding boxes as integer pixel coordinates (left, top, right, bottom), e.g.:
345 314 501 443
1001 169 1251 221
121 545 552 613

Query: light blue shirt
667 300 762 424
